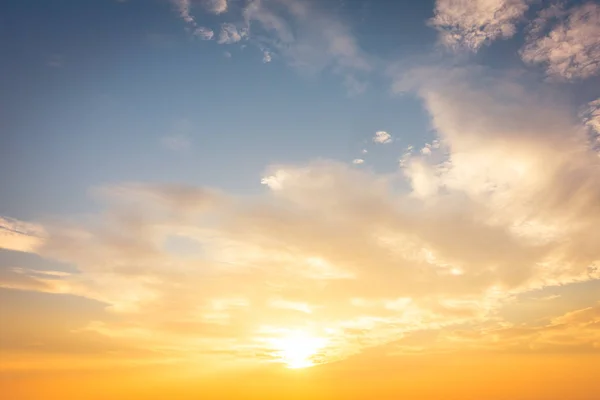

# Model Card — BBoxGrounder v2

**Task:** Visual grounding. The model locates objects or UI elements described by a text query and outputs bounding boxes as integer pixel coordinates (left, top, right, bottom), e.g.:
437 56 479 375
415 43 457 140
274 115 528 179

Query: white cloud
373 131 392 144
262 50 272 63
217 23 245 44
430 0 531 52
352 158 364 165
521 3 600 80
194 26 214 40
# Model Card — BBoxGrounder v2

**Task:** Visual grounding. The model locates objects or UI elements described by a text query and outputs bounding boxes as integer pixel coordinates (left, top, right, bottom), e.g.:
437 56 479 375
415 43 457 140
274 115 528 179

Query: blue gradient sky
1 1 600 398
1 0 441 219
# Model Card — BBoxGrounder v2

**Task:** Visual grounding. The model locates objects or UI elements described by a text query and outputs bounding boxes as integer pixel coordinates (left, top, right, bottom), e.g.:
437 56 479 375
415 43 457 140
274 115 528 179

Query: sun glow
269 331 328 369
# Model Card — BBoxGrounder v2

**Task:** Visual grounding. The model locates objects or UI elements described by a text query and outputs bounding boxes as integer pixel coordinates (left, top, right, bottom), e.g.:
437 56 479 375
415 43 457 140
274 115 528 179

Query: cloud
429 0 531 52
262 49 272 63
521 3 600 80
242 0 371 93
171 0 228 29
404 302 600 354
0 217 44 253
373 131 392 144
194 26 214 40
5 66 600 369
217 23 245 44
172 0 195 25
581 98 600 151
202 0 227 15
352 159 364 165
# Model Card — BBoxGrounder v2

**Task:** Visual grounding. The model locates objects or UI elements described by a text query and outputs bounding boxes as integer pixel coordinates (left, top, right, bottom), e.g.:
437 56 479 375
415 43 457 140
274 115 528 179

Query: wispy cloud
161 119 193 151
0 217 44 253
429 0 532 52
242 0 371 92
521 2 600 80
161 134 191 151
194 26 214 40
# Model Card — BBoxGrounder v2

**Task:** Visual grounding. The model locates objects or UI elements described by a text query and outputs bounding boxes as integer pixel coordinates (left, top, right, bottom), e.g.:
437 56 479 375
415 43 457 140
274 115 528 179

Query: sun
269 331 327 369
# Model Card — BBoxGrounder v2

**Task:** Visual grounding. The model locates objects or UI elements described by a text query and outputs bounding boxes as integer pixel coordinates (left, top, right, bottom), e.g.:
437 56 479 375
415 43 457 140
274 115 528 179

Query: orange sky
2 0 600 398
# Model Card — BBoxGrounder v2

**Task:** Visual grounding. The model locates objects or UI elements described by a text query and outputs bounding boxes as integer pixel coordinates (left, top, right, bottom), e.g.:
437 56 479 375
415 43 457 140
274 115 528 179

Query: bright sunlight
269 331 328 369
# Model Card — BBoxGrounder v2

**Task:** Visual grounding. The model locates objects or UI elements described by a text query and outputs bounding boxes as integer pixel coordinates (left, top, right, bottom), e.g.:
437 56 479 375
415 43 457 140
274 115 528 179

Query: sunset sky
1 0 600 399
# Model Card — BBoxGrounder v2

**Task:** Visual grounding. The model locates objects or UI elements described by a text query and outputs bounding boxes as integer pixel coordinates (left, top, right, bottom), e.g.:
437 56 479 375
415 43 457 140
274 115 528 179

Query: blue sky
2 0 596 221
1 0 600 393
1 0 441 219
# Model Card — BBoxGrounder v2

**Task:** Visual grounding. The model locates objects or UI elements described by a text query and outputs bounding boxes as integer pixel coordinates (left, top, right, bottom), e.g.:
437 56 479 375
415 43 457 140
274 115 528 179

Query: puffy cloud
430 0 531 52
373 131 392 144
521 3 600 80
217 23 245 44
194 26 214 40
352 159 365 165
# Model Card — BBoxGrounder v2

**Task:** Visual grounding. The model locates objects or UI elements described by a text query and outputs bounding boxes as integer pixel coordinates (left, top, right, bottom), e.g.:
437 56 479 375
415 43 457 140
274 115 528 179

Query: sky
1 0 600 399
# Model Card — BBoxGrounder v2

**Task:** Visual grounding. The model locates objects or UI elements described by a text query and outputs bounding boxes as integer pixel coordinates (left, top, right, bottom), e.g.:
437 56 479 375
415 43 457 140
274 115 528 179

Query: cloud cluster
430 0 531 52
4 0 600 371
3 67 600 367
521 2 600 81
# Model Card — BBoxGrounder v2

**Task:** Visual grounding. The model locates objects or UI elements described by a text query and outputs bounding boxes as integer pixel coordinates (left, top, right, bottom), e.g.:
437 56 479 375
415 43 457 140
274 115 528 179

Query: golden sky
2 0 600 399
